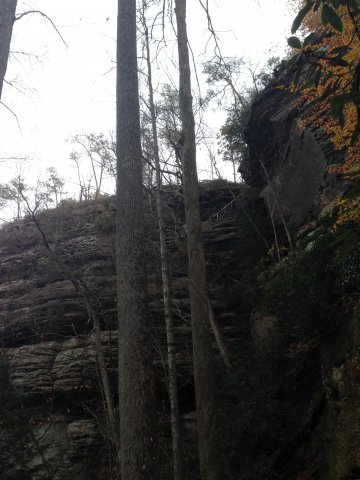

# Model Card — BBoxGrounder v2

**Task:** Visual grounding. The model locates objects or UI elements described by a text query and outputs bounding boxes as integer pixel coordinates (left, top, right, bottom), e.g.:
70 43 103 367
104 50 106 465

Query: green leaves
288 0 360 142
335 230 359 263
331 45 350 55
329 93 360 139
345 185 360 200
306 85 332 108
303 32 316 47
351 114 360 145
330 57 349 68
331 91 360 107
300 66 322 90
287 36 302 49
291 1 316 33
287 52 301 69
330 102 345 127
321 4 343 31
290 1 344 34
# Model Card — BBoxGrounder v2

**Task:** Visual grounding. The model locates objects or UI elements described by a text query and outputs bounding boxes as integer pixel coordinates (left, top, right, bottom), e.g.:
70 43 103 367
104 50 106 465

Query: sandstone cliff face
0 186 254 479
0 203 119 479
242 79 360 480
0 80 358 479
243 78 350 229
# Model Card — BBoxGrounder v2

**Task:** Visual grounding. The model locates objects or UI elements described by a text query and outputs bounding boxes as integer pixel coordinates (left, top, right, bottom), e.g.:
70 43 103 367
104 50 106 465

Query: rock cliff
0 185 259 479
240 77 360 480
0 82 359 480
242 76 350 229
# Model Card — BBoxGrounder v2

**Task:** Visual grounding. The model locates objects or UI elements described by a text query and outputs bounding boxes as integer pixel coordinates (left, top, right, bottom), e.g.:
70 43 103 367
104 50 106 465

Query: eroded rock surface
243 79 349 228
0 186 251 479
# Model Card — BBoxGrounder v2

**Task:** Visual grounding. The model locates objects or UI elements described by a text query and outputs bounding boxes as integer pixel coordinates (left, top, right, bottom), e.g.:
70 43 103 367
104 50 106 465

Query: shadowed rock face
262 127 327 226
241 78 360 480
243 81 349 228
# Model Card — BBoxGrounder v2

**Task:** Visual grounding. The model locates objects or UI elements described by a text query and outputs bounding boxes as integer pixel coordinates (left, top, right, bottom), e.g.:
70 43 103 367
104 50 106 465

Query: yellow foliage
332 198 360 231
290 5 360 230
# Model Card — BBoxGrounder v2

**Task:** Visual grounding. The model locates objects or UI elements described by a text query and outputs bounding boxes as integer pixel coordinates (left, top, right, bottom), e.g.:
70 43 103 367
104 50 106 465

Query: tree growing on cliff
140 2 184 479
9 171 26 218
36 167 66 208
116 0 158 478
155 84 184 182
19 190 119 458
69 133 116 200
174 1 226 478
205 55 280 176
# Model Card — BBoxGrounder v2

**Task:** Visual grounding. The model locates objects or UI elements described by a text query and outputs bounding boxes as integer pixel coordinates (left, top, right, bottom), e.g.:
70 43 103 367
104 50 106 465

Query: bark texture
116 0 158 478
174 1 225 479
0 0 17 100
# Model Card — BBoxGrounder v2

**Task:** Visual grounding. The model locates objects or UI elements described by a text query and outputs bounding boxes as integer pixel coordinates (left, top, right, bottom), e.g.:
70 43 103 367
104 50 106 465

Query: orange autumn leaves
289 2 360 230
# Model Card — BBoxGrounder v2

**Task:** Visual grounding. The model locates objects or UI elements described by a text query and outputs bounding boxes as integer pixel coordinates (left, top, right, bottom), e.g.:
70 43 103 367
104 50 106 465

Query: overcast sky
0 0 294 198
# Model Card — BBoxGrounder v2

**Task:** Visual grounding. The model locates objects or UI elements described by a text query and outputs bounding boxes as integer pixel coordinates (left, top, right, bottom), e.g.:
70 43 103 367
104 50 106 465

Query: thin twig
0 101 22 133
15 10 68 48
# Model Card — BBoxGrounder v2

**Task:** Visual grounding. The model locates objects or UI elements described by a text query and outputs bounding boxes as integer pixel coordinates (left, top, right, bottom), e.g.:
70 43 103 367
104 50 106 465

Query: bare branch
15 10 68 48
3 78 24 94
0 100 22 132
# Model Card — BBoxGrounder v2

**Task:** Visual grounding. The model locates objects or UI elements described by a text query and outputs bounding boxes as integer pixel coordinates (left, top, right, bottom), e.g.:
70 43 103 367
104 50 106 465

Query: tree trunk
142 5 184 479
259 157 294 251
116 1 158 479
0 0 17 100
174 1 225 479
207 300 231 369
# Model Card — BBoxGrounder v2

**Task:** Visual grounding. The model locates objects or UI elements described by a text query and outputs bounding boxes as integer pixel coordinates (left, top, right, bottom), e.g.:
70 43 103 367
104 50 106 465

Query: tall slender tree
141 2 184 479
174 1 225 479
116 0 158 478
0 0 17 100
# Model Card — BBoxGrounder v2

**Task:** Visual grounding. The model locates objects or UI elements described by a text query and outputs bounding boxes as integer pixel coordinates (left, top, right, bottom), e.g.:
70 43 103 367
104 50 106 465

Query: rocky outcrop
0 78 358 478
243 79 349 229
0 185 255 479
241 76 360 480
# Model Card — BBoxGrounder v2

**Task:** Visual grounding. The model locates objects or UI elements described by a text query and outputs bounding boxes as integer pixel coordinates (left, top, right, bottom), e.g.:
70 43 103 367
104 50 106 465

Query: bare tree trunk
85 301 117 440
142 5 184 479
208 301 231 369
174 1 225 479
232 160 236 184
265 196 281 263
116 1 158 479
0 0 17 100
259 158 294 251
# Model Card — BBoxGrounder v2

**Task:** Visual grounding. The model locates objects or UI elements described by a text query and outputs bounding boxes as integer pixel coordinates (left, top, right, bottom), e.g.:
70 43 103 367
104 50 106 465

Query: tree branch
0 101 21 132
15 10 68 48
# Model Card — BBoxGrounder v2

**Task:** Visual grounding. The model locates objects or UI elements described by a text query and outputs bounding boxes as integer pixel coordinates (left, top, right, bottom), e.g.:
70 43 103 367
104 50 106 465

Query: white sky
0 0 294 201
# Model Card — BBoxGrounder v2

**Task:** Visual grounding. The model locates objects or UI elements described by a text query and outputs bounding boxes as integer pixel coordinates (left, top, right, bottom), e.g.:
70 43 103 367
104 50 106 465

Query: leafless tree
70 133 116 201
175 1 226 478
141 2 184 479
20 194 119 454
